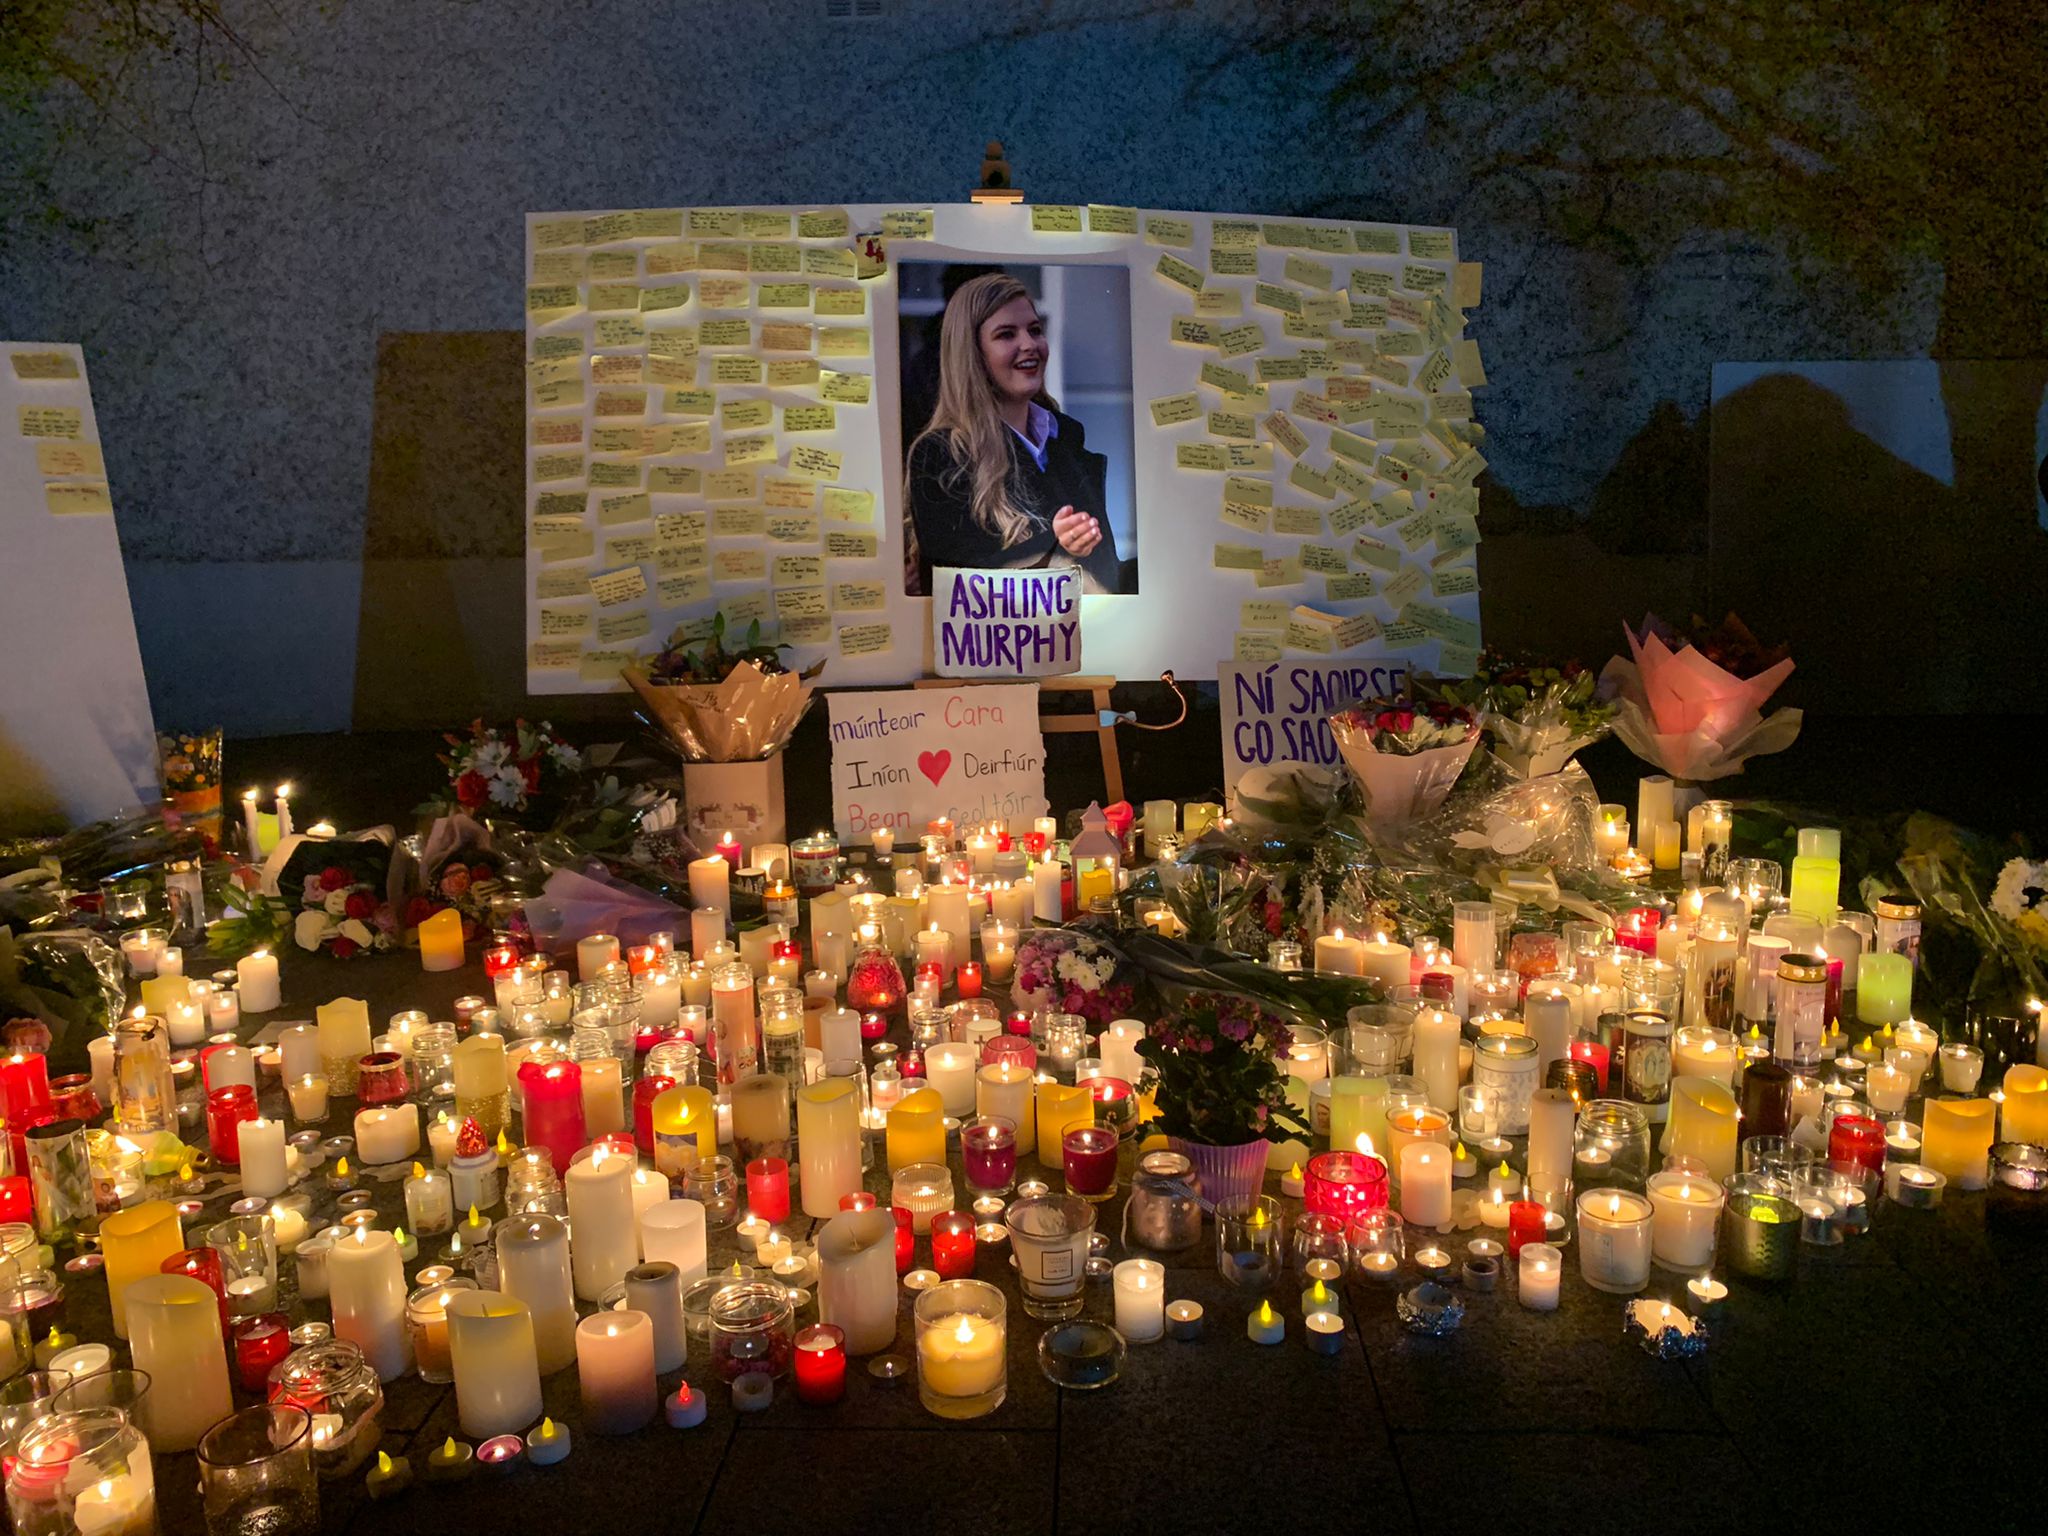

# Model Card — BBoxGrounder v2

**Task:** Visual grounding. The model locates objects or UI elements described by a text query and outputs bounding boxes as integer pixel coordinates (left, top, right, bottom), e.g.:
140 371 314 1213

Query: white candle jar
1470 1034 1539 1135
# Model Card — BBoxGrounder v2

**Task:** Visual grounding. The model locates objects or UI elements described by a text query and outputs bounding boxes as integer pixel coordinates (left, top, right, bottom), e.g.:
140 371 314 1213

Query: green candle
1856 952 1913 1027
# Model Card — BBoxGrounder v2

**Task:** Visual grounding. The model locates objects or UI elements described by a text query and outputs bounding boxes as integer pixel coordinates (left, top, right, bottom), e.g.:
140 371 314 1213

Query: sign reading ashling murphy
931 566 1082 678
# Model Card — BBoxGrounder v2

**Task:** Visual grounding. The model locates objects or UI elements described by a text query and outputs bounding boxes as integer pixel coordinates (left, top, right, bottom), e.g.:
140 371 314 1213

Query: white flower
295 910 335 951
1992 858 2048 923
489 767 526 807
322 888 352 918
548 742 582 771
338 919 374 947
472 740 509 777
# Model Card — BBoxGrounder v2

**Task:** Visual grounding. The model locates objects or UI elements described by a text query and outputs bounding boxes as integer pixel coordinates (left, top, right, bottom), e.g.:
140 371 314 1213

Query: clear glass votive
1215 1195 1282 1291
197 1403 319 1536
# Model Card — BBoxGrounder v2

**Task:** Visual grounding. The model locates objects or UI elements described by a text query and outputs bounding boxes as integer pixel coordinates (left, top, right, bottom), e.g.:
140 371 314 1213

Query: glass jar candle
1347 1210 1406 1280
1575 1188 1654 1294
267 1338 385 1479
8 1408 155 1536
1126 1151 1203 1253
891 1163 955 1234
708 1281 795 1382
1215 1195 1282 1291
792 1323 846 1406
962 1116 1018 1195
1061 1127 1118 1202
914 1278 1006 1420
1471 1034 1540 1134
682 1156 739 1230
789 834 841 896
1719 1173 1800 1279
929 1211 977 1279
404 1277 478 1384
1003 1193 1095 1322
1615 1010 1674 1116
1303 1149 1389 1222
206 1086 260 1168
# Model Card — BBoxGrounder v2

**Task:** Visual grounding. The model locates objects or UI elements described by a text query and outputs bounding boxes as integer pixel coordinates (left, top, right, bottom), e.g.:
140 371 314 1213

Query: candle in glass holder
890 1163 954 1235
793 1322 847 1404
930 1210 977 1278
1575 1189 1654 1293
1112 1258 1166 1343
914 1279 1006 1418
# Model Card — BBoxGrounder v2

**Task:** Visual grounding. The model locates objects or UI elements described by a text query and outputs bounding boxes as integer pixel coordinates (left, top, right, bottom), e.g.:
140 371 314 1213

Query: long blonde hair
910 272 1056 549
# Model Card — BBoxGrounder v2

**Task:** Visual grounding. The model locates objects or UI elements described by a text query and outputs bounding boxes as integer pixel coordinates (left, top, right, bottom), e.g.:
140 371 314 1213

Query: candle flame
377 1452 392 1474
954 1317 974 1344
411 1161 425 1179
1354 1132 1376 1157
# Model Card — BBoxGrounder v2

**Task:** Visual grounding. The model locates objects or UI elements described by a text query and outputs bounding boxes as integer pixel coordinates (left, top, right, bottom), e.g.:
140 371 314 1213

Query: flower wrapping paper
1600 620 1800 780
1330 719 1480 830
625 661 813 764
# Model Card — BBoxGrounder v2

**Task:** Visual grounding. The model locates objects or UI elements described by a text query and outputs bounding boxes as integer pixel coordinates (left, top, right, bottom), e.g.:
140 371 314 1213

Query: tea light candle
1518 1242 1561 1310
526 1417 571 1466
666 1382 710 1426
1165 1299 1204 1340
1246 1299 1285 1345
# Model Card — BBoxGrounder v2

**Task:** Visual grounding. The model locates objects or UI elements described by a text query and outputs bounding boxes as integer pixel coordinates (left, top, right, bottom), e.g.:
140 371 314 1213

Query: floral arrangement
1992 858 2048 951
645 612 818 685
1134 990 1312 1146
295 864 397 959
1012 928 1140 1029
1600 613 1799 781
627 615 818 765
1331 699 1479 755
1422 652 1618 777
423 720 584 819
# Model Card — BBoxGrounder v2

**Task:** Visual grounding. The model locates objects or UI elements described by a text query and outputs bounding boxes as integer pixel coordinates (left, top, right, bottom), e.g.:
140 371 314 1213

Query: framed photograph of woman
898 262 1137 597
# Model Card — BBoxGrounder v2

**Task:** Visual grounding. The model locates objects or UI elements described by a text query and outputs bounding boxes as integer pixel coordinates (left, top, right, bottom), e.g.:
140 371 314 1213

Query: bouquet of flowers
1423 652 1619 778
1600 614 1799 781
1329 698 1481 831
0 928 126 1071
294 863 397 958
1869 814 2048 1022
626 615 819 765
1012 928 1140 1029
1135 991 1312 1147
389 813 502 946
420 721 585 822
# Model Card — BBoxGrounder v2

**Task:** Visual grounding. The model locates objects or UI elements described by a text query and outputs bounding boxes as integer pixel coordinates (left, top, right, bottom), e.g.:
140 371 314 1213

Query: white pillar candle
625 1261 687 1373
123 1273 234 1450
1518 1242 1561 1311
492 1214 577 1376
236 950 281 1013
1100 1020 1146 1083
447 1290 545 1439
797 1079 862 1216
1645 1170 1726 1272
1360 934 1411 992
1111 1259 1166 1343
1636 775 1675 855
820 1007 861 1076
990 882 1034 930
688 857 732 919
237 1116 289 1200
640 1200 709 1283
1452 902 1498 973
925 883 972 971
1672 1027 1738 1087
316 996 372 1080
690 906 725 958
1525 1089 1577 1191
815 929 852 985
563 1146 639 1301
925 1043 979 1118
1522 988 1574 1078
1399 1143 1452 1227
1312 929 1365 976
817 1207 898 1355
576 1309 659 1434
353 1104 421 1166
206 1046 257 1094
1575 1189 1654 1294
1032 860 1063 922
1412 1004 1462 1115
575 932 620 981
579 1056 625 1136
641 966 682 1031
273 1024 317 1084
204 987 242 1034
629 1166 666 1255
329 1228 412 1381
976 1063 1037 1157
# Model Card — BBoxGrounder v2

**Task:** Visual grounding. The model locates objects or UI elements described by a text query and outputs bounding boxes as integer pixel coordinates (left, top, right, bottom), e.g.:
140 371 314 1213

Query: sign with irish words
931 567 1083 678
1219 657 1413 797
827 683 1048 839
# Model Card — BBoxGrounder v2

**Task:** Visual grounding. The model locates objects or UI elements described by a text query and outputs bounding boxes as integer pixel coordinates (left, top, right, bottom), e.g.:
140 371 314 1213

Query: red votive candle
955 962 983 999
962 1118 1017 1192
714 833 742 866
517 1059 587 1173
1062 1126 1118 1199
838 1191 877 1213
232 1312 293 1392
891 1206 915 1273
793 1323 847 1405
1508 1200 1549 1259
355 1051 411 1107
930 1211 976 1278
1005 1009 1034 1037
634 1070 679 1155
1569 1039 1612 1094
1023 832 1046 858
860 1012 888 1042
206 1084 258 1166
163 1247 232 1332
1616 907 1662 956
1828 1113 1887 1177
0 1177 32 1224
1304 1150 1390 1221
626 944 662 977
746 1157 791 1223
1822 954 1845 1026
982 1037 1035 1072
483 944 521 978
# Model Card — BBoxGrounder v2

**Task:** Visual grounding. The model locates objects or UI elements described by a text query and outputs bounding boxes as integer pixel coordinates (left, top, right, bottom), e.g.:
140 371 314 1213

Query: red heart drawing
917 750 952 786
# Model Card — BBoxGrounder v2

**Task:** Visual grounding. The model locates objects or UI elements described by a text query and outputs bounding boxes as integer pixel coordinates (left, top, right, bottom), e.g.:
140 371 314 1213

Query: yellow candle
916 1310 1005 1414
652 1085 716 1178
138 975 190 1015
1922 1098 1996 1189
98 1200 184 1339
1662 1077 1739 1181
1075 865 1114 910
418 907 465 972
124 1273 234 1450
886 1087 946 1174
1034 1082 1093 1169
2002 1065 2048 1145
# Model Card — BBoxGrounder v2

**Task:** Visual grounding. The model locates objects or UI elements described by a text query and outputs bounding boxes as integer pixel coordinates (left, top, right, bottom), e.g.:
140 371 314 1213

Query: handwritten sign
931 566 1082 678
1219 658 1413 797
827 684 1047 839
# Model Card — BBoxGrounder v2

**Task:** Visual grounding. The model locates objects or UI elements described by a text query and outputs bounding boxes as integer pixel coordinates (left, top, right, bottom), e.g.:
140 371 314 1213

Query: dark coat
906 411 1123 595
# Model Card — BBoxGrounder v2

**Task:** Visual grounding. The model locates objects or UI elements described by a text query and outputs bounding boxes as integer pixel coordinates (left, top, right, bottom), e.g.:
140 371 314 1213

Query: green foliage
646 611 824 685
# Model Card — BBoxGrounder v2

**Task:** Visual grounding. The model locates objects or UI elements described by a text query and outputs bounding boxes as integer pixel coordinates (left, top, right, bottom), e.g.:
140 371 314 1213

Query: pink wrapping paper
1601 620 1800 781
1330 720 1480 829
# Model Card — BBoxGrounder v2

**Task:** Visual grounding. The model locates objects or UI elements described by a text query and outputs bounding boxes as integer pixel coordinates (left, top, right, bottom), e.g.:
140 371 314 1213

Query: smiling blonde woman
904 272 1123 597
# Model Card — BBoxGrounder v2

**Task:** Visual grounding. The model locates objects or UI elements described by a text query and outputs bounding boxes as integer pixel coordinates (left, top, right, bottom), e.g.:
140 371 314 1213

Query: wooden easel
912 675 1123 803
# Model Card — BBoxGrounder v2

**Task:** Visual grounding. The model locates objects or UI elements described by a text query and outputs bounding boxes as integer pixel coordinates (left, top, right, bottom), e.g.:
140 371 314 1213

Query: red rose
438 864 472 899
344 891 376 921
455 770 488 809
519 758 541 793
403 895 438 928
318 866 350 891
329 936 361 959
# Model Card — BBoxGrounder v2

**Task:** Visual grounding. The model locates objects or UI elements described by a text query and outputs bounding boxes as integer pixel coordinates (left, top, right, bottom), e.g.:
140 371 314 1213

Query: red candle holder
0 1177 32 1224
1005 1009 1034 1037
1062 1126 1119 1200
859 1013 888 1042
163 1247 232 1332
793 1323 847 1405
355 1052 411 1107
930 1211 976 1279
1507 1200 1548 1259
1569 1039 1612 1094
1304 1150 1390 1222
1022 832 1047 858
44 1075 102 1124
517 1059 587 1173
891 1206 915 1273
483 945 522 978
714 834 743 866
1616 908 1662 957
1828 1113 1887 1177
232 1312 293 1392
838 1191 878 1213
626 944 662 977
206 1084 258 1166
746 1157 791 1224
773 938 802 965
634 1071 679 1154
981 1037 1035 1072
0 1052 50 1123
955 963 984 1000
1822 954 1845 1026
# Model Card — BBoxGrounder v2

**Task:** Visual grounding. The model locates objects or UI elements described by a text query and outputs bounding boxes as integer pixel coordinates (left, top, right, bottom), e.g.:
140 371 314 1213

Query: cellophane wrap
625 661 814 764
1600 619 1800 780
1329 718 1479 832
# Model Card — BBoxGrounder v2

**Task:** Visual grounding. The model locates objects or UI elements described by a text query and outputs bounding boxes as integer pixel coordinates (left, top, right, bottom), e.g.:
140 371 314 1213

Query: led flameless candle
1922 1098 1996 1189
577 1309 659 1434
447 1290 546 1440
125 1272 235 1449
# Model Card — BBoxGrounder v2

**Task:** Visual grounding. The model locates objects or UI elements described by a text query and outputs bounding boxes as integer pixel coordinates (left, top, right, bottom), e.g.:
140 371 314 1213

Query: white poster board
0 345 159 833
1218 656 1414 798
521 204 1485 693
826 684 1046 840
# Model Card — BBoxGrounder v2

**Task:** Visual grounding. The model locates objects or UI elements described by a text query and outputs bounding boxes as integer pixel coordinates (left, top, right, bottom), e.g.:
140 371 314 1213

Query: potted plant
1136 991 1313 1209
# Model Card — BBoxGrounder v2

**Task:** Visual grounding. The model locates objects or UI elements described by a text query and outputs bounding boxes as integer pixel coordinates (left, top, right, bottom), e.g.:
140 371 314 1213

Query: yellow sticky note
697 275 749 309
598 491 652 526
588 283 640 312
593 389 647 418
1216 324 1265 359
1169 316 1216 347
1193 289 1243 317
536 568 586 599
579 648 639 684
1289 462 1337 500
1300 544 1348 576
44 481 112 515
762 322 814 353
833 580 886 612
1224 475 1272 507
532 216 583 249
822 486 874 522
658 571 712 606
1210 248 1257 277
714 548 767 582
1230 443 1273 470
10 351 78 380
723 433 776 468
1199 362 1255 397
713 507 766 538
798 208 851 239
782 612 832 645
881 210 933 239
591 354 643 384
1149 393 1201 427
701 319 752 347
533 451 584 483
526 284 579 315
817 327 870 358
705 470 756 501
789 445 842 480
1235 632 1283 663
1177 443 1228 472
1156 254 1204 293
1325 571 1375 601
820 370 871 405
1031 205 1083 233
837 622 892 657
763 477 817 509
773 554 825 587
648 328 700 360
18 406 82 439
766 512 820 543
825 527 878 559
750 241 801 272
588 566 648 607
757 282 809 308
1220 500 1267 534
1088 205 1138 234
648 466 703 496
775 585 831 619
597 609 651 645
784 405 836 433
604 534 657 565
698 241 749 271
767 358 821 388
1272 506 1324 537
645 242 697 276
1145 216 1193 247
721 399 773 431
656 511 707 544
36 442 103 476
1283 254 1333 290
1207 410 1255 440
1408 230 1455 260
712 356 763 385
805 247 858 280
813 287 866 317
531 638 580 669
1213 544 1263 570
584 212 633 244
589 460 640 488
594 317 646 347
